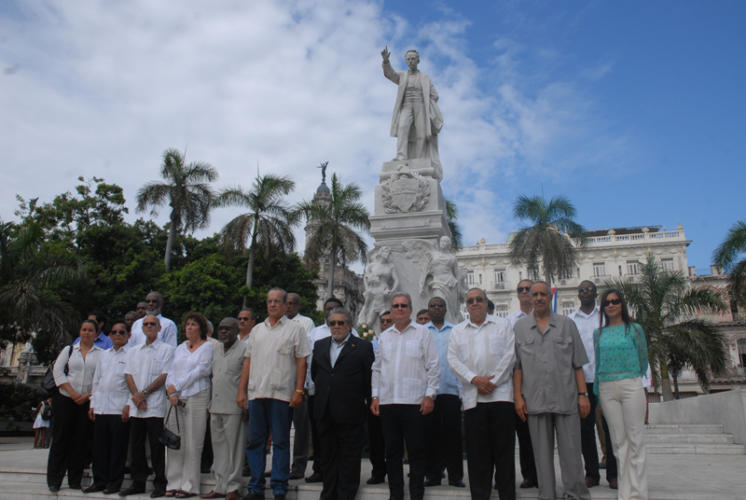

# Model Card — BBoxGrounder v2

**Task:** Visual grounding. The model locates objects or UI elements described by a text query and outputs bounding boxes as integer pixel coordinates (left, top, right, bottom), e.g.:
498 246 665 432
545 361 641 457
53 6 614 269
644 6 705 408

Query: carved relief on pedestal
380 167 430 214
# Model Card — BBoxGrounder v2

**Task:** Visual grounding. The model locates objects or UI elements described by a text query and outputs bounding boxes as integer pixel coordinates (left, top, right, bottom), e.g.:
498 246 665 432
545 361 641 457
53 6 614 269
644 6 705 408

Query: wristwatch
578 392 589 397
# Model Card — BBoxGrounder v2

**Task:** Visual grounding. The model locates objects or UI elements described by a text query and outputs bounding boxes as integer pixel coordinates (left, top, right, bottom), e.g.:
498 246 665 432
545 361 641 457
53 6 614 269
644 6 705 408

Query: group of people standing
44 279 648 500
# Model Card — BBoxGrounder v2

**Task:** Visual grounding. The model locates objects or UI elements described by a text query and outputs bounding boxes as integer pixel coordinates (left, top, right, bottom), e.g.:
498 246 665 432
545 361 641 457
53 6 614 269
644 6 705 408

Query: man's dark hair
324 297 344 308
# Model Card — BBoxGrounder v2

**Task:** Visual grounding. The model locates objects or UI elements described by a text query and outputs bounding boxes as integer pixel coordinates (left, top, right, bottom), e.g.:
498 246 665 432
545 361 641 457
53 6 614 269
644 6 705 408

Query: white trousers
166 388 210 494
599 377 647 500
210 412 246 494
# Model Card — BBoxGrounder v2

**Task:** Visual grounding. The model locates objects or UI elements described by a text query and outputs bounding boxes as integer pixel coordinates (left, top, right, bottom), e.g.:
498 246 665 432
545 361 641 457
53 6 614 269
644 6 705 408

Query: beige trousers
166 388 210 494
210 412 246 494
599 377 647 500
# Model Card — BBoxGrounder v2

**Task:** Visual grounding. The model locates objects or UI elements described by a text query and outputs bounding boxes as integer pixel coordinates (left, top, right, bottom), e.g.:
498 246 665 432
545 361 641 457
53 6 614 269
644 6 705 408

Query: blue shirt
330 333 351 368
426 321 460 396
73 331 113 350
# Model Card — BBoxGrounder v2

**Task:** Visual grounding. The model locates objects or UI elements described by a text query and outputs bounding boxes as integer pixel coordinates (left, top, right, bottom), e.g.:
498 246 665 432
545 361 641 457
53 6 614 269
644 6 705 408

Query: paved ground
2 436 745 499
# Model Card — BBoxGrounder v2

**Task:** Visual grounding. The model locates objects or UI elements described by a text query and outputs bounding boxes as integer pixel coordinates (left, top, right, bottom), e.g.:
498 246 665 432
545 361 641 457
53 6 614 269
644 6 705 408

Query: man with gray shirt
513 281 591 500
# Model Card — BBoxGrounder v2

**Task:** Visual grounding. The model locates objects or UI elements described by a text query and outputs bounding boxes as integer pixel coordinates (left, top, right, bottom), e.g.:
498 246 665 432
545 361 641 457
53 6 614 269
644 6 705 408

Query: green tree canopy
712 220 746 315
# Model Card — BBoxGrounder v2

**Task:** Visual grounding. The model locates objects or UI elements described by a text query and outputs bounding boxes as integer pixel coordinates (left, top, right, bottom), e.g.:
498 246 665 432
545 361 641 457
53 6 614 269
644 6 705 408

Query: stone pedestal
359 159 464 327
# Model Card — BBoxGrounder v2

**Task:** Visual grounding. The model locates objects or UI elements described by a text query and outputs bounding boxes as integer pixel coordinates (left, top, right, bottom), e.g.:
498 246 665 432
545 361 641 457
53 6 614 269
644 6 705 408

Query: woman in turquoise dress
594 289 648 500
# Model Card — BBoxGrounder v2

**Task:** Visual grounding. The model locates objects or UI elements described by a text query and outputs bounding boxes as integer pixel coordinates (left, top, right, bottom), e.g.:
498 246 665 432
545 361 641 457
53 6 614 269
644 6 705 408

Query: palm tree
136 149 218 271
509 195 585 284
713 220 746 317
299 171 370 298
215 174 298 300
608 255 726 400
445 199 462 250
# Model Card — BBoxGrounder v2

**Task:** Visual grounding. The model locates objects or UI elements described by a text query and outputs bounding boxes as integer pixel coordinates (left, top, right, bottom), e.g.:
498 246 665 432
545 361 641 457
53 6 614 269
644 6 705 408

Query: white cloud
0 0 615 263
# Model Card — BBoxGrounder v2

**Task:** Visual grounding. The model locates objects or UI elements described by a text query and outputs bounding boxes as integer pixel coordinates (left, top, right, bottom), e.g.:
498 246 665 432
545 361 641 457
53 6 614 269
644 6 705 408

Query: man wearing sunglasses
237 308 256 343
448 288 516 500
371 293 439 500
129 292 178 348
86 322 131 494
513 282 591 500
506 280 538 490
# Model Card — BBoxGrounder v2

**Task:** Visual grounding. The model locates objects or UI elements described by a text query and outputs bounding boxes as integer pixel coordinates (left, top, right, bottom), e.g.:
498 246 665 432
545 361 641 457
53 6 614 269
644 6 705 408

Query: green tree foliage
510 195 585 284
299 170 370 298
137 149 218 271
608 255 726 400
215 173 298 302
445 199 462 250
712 220 746 315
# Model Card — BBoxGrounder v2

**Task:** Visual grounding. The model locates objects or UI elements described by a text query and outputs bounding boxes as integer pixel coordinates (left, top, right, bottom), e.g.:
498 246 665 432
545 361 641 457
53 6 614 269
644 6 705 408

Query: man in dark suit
311 307 375 500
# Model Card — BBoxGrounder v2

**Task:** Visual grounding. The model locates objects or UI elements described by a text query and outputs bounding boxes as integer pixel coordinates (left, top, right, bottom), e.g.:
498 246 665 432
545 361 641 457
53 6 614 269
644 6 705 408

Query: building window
495 304 509 318
661 258 674 272
478 273 483 285
561 300 575 316
626 260 640 276
593 262 606 277
560 267 573 280
466 270 475 286
493 268 505 289
527 267 540 281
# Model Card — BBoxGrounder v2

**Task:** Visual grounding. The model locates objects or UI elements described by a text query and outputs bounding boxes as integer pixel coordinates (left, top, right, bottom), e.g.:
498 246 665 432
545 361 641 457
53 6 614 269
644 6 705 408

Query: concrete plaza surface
1 436 745 500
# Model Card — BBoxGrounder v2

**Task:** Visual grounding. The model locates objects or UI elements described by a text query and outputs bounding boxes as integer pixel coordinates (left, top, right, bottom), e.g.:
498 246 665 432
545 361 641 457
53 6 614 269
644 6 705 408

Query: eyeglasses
143 322 157 327
110 330 127 335
238 317 252 322
391 303 409 309
428 302 445 308
603 298 622 307
466 296 485 305
517 287 531 293
578 286 595 293
328 320 347 327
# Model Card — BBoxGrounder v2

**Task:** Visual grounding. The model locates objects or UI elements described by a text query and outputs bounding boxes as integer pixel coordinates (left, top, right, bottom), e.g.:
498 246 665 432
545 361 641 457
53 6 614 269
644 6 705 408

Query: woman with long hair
594 290 648 500
47 319 104 492
164 312 213 498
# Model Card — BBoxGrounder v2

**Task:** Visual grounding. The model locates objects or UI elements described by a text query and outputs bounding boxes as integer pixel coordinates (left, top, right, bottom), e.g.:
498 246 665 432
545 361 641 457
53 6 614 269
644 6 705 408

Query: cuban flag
551 287 559 313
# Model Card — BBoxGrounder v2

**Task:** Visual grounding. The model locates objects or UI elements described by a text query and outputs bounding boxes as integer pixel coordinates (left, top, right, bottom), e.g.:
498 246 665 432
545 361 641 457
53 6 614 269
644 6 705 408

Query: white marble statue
359 246 400 328
381 47 443 169
419 236 462 323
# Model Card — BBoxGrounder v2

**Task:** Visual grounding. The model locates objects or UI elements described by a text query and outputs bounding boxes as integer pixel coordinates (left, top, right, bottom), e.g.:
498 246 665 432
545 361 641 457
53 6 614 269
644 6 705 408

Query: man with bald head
202 318 250 500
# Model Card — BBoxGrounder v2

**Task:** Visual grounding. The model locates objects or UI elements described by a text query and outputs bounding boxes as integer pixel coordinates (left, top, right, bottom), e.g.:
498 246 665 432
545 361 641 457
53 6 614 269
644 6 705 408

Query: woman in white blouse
165 312 213 498
47 319 104 492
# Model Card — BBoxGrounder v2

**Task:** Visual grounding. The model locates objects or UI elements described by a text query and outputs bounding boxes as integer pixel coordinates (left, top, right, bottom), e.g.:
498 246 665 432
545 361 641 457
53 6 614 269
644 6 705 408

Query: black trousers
515 411 537 483
92 414 130 490
130 417 167 490
46 393 92 489
380 404 425 500
424 394 463 483
465 401 516 500
366 406 386 479
581 383 601 481
316 415 364 500
307 395 322 475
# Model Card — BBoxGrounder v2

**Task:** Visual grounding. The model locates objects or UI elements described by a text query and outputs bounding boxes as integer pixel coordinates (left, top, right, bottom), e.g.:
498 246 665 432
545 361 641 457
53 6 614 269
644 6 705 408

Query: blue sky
1 1 744 273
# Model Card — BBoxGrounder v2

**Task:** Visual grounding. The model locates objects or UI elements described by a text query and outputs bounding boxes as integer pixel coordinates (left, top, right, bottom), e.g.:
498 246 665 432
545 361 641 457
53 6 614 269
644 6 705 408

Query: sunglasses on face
466 296 485 305
110 329 127 335
328 320 347 327
391 303 409 309
238 317 252 322
143 322 157 327
517 286 531 293
603 298 622 307
578 286 595 293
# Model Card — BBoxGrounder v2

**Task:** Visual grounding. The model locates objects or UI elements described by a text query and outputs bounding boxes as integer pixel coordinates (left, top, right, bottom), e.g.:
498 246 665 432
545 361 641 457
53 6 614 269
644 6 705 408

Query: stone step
646 443 745 455
644 433 734 444
644 424 724 434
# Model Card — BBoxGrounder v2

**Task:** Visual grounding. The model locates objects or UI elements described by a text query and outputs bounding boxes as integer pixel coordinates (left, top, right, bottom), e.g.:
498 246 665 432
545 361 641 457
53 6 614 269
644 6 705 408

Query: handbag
159 405 181 450
41 345 73 396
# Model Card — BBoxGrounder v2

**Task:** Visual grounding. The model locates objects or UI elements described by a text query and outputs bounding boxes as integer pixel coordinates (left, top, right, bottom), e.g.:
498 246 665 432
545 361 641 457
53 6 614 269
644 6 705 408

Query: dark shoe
424 478 441 487
519 479 537 488
242 493 264 500
84 484 107 493
274 495 286 500
288 470 304 480
448 479 465 487
585 476 599 488
104 487 121 495
69 484 82 490
366 475 385 485
305 472 322 483
151 490 167 498
608 478 618 490
120 486 146 497
226 491 240 500
49 485 60 493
